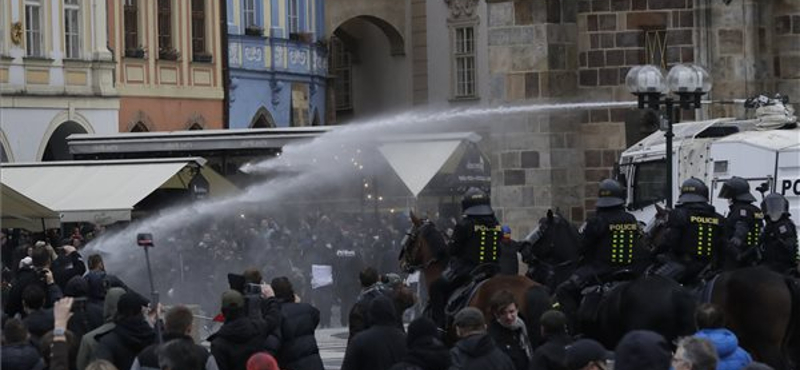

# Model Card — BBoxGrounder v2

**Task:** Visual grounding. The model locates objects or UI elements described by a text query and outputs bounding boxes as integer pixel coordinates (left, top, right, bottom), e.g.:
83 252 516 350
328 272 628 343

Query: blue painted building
227 0 327 128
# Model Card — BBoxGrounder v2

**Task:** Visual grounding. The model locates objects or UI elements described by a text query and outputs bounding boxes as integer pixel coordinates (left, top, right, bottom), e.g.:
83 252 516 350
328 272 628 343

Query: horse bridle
399 220 439 272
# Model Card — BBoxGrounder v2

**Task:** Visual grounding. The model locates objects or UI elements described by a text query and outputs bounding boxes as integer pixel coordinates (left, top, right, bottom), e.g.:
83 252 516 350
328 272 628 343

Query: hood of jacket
369 295 397 326
455 333 496 358
1 343 44 370
112 315 156 349
211 317 266 344
695 329 739 357
404 336 451 370
103 287 125 323
65 276 88 297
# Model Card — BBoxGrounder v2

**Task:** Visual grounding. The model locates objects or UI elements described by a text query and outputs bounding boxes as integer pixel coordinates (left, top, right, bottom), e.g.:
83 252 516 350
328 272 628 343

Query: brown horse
646 206 800 370
399 212 551 345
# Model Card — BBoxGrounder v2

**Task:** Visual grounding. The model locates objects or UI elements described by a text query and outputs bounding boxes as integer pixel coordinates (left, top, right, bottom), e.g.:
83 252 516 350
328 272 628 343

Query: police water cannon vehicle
617 94 799 232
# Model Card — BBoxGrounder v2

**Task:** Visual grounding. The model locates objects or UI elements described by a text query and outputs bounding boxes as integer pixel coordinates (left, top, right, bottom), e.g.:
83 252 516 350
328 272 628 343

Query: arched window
131 122 149 132
42 121 88 161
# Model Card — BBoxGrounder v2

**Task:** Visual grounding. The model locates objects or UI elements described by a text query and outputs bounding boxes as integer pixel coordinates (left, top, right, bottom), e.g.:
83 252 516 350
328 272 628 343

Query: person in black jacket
1 318 46 370
341 295 407 370
450 307 515 370
63 276 104 344
21 284 53 346
487 291 532 370
209 290 277 370
51 245 86 291
5 243 63 318
132 305 217 370
348 267 391 340
529 310 573 370
94 292 156 370
718 176 764 267
388 317 450 370
270 277 324 370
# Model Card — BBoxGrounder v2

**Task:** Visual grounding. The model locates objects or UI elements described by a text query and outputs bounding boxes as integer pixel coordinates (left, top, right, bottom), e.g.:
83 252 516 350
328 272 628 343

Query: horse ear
547 209 553 220
655 203 666 215
410 210 422 227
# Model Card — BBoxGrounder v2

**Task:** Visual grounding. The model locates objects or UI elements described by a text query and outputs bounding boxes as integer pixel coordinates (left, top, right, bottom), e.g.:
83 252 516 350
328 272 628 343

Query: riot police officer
760 193 799 274
428 187 501 328
654 177 725 285
718 176 765 267
555 179 640 317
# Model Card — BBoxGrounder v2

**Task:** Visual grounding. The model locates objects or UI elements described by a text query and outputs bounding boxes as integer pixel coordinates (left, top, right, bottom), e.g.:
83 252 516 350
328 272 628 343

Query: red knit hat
246 352 279 370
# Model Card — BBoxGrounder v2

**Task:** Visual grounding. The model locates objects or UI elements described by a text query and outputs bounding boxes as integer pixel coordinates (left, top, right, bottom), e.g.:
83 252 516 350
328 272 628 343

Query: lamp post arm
664 98 675 209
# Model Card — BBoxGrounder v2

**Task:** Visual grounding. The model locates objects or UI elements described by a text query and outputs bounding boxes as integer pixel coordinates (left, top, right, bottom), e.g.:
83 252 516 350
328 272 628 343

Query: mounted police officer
653 177 725 285
760 193 799 274
718 176 764 267
428 187 501 329
555 179 640 318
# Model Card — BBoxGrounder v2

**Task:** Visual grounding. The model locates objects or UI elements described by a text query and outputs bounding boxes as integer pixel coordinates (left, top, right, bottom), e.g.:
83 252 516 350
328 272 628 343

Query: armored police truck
618 107 799 231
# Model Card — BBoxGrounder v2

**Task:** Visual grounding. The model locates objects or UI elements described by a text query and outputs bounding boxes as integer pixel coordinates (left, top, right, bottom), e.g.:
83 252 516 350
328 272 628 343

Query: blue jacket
695 329 752 370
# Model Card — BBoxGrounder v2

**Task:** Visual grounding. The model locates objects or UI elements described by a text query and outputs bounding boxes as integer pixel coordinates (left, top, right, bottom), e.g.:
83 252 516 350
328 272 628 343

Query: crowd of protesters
0 210 782 370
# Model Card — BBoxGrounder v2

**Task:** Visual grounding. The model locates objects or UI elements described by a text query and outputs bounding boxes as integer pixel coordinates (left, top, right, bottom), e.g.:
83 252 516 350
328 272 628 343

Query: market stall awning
378 132 486 197
1 183 60 230
0 158 237 224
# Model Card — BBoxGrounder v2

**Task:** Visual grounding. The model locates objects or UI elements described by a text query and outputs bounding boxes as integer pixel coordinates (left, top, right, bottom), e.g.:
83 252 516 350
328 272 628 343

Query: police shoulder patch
779 225 788 234
740 209 748 217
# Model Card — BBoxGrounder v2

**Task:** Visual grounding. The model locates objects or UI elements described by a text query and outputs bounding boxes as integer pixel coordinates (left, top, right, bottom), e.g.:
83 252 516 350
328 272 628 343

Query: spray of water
85 100 635 312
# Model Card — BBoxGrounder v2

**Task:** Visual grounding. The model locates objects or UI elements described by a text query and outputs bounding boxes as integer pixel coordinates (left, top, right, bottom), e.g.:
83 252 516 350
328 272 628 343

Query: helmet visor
718 183 735 199
762 195 787 222
464 204 494 216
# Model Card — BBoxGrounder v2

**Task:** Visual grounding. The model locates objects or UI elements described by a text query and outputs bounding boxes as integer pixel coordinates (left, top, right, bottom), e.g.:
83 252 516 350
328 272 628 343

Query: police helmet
761 193 789 222
718 176 757 203
677 177 709 204
461 187 494 216
595 179 626 208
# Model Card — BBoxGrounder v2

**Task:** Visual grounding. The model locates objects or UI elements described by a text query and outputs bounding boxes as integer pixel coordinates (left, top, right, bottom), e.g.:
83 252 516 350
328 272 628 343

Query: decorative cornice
445 0 480 20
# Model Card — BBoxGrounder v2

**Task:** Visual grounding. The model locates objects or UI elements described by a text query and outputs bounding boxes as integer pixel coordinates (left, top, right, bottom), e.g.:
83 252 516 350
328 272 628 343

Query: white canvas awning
378 132 482 197
0 158 237 224
1 183 60 230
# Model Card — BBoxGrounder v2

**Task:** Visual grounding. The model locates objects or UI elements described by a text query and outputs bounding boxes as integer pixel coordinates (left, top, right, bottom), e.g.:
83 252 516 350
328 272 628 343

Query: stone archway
329 13 410 122
42 121 88 161
0 129 13 162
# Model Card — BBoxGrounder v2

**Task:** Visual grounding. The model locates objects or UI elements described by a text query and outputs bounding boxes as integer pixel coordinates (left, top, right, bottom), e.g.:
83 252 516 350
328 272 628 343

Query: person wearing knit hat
449 307 515 370
530 310 573 370
209 289 277 370
564 339 613 370
246 352 279 370
388 317 450 370
614 330 671 370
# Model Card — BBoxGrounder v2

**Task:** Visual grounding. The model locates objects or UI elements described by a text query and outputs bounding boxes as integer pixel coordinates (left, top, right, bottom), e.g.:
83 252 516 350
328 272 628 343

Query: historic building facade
107 0 224 132
0 0 118 162
227 0 328 128
324 0 800 232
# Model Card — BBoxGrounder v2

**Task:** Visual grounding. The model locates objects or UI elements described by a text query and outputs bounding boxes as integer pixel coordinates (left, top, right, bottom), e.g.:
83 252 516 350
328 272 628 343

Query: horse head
399 210 447 273
642 204 669 251
521 209 580 264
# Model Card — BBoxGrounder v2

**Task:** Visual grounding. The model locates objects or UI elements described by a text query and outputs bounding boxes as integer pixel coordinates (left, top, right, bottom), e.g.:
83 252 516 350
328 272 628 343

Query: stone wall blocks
521 150 541 168
626 11 668 30
501 151 521 169
488 2 514 27
505 170 526 186
526 169 551 185
494 186 524 205
489 48 513 73
511 45 549 71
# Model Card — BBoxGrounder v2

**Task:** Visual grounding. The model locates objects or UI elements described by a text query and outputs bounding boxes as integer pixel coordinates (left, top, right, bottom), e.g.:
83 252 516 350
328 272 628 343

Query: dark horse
399 212 551 345
646 206 800 370
519 209 697 348
520 209 580 292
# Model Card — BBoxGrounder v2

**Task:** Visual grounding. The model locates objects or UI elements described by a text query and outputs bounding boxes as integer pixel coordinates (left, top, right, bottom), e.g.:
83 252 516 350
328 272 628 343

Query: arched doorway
330 15 408 123
42 121 88 161
250 107 276 128
188 123 204 130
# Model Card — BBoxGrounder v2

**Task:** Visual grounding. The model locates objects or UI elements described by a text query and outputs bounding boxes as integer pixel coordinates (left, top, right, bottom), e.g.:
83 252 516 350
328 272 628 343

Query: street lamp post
625 64 712 208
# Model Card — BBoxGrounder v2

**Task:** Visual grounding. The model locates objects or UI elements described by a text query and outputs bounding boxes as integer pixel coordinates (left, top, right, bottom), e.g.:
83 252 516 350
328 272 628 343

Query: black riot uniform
719 177 764 267
760 193 799 274
654 177 725 285
555 179 640 317
428 187 501 328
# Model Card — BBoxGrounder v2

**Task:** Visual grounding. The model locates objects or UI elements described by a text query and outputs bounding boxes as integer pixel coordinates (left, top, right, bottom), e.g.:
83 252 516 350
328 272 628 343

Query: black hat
407 317 439 345
565 339 614 370
614 330 671 370
221 290 245 310
116 292 149 317
453 307 485 328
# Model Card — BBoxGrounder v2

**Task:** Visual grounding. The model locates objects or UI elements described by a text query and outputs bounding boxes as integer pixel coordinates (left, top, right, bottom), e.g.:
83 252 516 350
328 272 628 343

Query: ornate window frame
24 0 43 57
64 0 81 59
446 0 480 100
